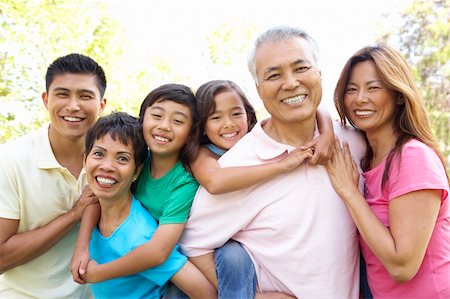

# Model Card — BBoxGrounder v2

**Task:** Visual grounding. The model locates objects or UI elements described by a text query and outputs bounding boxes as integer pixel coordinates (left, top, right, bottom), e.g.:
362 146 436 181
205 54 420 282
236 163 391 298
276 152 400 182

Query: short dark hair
85 112 148 168
195 80 257 145
46 53 107 97
138 83 199 168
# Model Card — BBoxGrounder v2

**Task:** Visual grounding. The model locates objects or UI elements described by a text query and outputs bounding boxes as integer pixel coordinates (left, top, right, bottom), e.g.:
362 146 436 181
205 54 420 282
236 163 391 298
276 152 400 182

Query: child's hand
302 132 334 165
80 260 100 283
279 147 313 172
70 249 91 284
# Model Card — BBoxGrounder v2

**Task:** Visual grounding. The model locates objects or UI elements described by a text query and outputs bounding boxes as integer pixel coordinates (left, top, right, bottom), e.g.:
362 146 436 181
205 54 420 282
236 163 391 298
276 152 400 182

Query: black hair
85 112 148 168
195 80 257 145
138 83 199 168
46 53 107 98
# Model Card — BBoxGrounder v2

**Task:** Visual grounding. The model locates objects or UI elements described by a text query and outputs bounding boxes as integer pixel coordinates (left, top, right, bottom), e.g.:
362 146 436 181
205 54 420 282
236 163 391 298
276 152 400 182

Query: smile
153 135 170 142
63 116 83 122
96 176 117 185
354 110 375 116
282 94 306 105
221 132 238 139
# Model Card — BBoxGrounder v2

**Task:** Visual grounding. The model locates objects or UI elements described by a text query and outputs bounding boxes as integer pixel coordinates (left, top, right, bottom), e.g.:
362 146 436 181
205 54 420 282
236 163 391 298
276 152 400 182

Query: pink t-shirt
361 139 450 299
180 121 366 298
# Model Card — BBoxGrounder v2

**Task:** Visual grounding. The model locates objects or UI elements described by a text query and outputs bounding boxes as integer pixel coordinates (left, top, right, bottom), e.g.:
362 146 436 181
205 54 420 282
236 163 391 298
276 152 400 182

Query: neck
48 125 86 178
366 126 398 168
98 193 132 237
150 154 179 179
263 117 315 147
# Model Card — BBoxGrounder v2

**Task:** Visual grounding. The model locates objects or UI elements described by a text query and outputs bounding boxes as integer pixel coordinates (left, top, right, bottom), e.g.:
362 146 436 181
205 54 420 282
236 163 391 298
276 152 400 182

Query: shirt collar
34 125 63 169
248 120 293 160
248 119 319 160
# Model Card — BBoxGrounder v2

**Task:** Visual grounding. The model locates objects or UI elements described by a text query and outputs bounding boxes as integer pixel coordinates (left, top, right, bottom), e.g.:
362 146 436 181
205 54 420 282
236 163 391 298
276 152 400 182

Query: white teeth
222 132 238 139
154 135 169 142
355 110 374 116
63 116 82 122
282 95 306 104
96 177 117 185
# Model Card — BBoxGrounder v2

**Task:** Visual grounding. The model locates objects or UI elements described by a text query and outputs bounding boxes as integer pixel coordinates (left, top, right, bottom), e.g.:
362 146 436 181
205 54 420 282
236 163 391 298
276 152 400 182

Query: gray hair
247 26 320 83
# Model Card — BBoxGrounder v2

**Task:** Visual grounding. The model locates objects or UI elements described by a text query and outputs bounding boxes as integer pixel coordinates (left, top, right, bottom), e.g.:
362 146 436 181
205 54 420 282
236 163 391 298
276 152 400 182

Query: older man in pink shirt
179 26 365 298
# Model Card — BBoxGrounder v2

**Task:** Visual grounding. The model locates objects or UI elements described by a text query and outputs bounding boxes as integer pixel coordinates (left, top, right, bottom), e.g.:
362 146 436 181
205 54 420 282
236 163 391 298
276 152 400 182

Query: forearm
0 211 79 272
74 203 100 251
340 189 408 274
204 163 284 194
87 223 184 282
316 105 334 138
189 253 218 288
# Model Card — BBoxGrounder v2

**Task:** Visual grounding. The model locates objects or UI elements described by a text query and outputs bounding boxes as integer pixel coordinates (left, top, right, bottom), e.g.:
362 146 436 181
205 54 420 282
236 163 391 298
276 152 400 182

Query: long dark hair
334 45 449 187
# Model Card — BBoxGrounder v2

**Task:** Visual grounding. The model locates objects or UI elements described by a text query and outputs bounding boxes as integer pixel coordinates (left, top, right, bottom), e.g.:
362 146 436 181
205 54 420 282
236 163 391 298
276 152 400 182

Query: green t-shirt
134 157 199 225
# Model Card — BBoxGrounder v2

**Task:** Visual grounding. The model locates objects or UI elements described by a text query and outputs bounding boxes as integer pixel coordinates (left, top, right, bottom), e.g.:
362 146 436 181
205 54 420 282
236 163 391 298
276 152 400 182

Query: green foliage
206 23 256 66
379 0 450 158
0 0 125 143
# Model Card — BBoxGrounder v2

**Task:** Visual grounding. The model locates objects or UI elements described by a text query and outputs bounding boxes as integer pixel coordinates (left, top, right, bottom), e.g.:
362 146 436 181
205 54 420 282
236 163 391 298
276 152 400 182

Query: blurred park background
0 0 448 158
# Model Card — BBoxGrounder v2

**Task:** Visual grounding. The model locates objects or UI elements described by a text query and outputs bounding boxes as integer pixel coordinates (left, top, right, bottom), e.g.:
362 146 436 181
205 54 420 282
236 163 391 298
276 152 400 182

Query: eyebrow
263 59 310 76
92 145 132 156
149 106 190 119
347 80 382 85
53 87 96 96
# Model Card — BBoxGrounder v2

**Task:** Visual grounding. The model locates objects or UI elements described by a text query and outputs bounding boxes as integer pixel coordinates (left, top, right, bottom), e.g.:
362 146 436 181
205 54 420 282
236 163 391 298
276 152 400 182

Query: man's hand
70 186 97 221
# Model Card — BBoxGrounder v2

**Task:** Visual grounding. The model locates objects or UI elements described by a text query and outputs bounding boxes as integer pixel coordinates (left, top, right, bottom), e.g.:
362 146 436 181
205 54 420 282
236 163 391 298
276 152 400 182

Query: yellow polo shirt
0 126 90 298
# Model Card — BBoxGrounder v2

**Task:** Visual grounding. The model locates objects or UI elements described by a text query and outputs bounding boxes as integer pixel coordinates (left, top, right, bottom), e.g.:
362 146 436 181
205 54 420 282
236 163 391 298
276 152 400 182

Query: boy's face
85 133 137 201
42 73 106 141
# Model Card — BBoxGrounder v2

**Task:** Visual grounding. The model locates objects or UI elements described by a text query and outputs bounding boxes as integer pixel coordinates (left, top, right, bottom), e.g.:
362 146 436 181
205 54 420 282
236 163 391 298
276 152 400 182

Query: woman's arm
191 145 313 195
325 140 440 282
81 223 184 283
70 202 100 283
303 105 334 165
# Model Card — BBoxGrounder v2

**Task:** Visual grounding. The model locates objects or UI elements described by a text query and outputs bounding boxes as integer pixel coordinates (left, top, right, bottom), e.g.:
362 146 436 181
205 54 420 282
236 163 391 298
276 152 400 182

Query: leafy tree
379 0 450 158
0 0 124 143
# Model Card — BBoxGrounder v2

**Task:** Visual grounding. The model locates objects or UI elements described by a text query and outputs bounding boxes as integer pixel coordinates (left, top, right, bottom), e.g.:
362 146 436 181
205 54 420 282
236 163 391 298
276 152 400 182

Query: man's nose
282 72 300 90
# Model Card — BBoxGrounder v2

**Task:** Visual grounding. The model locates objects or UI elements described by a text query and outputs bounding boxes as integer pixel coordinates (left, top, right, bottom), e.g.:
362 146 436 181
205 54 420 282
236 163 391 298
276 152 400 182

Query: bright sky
111 0 413 116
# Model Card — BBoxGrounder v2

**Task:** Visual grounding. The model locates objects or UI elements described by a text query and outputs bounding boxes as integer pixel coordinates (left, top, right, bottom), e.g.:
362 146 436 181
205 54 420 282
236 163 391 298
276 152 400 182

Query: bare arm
70 202 100 283
303 105 335 165
191 146 313 195
189 253 218 288
81 223 184 283
0 186 97 272
325 140 441 282
170 259 217 299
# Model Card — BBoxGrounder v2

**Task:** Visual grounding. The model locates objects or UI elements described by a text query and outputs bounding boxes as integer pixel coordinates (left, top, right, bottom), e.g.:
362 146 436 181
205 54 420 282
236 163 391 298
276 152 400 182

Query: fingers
71 261 86 284
301 139 317 150
79 258 88 276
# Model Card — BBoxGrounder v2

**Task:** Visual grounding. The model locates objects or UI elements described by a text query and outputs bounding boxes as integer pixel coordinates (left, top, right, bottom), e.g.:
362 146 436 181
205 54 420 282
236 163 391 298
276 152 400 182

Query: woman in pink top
326 44 449 299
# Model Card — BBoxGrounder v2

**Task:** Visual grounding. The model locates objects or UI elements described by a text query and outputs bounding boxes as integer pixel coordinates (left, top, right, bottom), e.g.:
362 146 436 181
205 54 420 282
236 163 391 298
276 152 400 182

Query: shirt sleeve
386 141 449 202
0 149 20 219
159 178 199 225
140 245 187 286
178 187 243 257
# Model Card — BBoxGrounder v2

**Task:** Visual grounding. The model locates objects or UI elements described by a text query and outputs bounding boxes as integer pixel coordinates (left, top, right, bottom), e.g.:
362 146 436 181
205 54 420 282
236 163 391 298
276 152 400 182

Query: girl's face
204 90 249 151
344 61 399 137
85 133 137 202
142 100 192 159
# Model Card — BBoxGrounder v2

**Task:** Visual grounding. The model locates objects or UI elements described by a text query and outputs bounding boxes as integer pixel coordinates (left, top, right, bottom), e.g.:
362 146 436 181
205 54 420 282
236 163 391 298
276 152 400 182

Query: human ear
396 94 405 105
